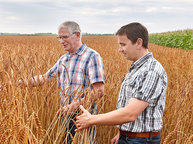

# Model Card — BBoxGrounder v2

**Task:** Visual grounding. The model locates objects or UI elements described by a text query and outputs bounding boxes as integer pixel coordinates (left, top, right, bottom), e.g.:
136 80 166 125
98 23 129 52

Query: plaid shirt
117 52 167 132
46 43 105 104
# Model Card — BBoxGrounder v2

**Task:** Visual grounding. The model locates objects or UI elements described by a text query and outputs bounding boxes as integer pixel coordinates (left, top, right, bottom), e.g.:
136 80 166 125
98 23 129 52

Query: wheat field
0 35 193 144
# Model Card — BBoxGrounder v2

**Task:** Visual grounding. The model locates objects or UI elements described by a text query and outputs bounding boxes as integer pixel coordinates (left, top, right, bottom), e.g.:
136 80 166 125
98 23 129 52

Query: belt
120 130 160 138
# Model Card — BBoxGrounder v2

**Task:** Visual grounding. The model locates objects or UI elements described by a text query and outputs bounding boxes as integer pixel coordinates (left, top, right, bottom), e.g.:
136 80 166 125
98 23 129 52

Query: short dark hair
116 22 149 48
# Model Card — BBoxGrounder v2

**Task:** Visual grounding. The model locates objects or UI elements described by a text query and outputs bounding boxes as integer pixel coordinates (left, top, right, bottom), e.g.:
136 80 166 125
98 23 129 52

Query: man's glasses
57 32 76 41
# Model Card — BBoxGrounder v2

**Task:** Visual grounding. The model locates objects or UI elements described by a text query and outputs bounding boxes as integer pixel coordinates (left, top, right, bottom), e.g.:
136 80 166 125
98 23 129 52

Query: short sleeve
132 71 164 103
87 53 105 84
46 60 59 78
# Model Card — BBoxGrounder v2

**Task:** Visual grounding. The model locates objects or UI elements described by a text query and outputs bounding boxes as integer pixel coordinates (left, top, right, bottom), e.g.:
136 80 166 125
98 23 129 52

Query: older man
1 21 105 144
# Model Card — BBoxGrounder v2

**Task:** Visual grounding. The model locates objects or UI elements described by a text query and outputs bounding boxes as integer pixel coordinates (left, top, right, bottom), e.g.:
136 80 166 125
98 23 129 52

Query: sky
0 0 193 34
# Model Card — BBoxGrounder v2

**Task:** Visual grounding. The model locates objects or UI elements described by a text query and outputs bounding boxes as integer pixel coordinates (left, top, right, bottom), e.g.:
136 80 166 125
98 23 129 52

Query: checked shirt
46 43 105 104
117 52 167 132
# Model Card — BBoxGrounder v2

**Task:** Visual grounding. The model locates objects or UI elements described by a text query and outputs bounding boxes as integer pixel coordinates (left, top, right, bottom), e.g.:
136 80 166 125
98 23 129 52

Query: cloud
0 0 193 34
0 0 50 2
145 7 158 13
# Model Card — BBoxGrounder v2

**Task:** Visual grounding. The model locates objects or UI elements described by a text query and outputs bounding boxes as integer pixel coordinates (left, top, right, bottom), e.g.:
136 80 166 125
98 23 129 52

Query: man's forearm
88 82 104 104
19 75 46 87
88 98 149 126
89 108 134 126
62 82 104 114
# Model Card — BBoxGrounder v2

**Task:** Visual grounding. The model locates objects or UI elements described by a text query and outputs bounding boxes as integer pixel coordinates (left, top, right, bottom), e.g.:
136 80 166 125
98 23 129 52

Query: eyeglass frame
57 32 76 41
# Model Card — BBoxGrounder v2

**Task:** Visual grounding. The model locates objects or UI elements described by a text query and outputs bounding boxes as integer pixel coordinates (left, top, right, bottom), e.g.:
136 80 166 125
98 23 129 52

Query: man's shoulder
146 58 167 76
56 53 68 62
84 46 101 57
60 53 68 58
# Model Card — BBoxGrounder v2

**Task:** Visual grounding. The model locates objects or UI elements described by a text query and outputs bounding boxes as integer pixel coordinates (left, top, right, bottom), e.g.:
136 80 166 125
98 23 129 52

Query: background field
149 30 193 50
0 35 193 144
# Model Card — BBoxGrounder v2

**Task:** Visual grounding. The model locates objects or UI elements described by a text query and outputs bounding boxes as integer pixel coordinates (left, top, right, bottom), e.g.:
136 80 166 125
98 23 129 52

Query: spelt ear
79 105 87 113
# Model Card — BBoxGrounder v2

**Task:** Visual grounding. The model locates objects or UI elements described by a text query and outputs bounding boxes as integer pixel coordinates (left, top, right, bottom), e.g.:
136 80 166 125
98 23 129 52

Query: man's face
58 28 77 53
117 34 138 62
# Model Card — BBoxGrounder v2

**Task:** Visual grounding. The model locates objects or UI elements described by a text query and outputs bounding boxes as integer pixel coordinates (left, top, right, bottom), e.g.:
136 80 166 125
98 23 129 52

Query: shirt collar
131 52 153 69
67 43 87 56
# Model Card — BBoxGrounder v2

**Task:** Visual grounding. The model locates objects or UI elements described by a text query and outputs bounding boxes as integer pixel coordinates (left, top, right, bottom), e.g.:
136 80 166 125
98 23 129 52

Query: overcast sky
0 0 193 34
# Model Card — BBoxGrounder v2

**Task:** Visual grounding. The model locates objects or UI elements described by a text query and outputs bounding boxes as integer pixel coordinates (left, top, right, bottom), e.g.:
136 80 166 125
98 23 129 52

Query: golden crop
0 35 193 144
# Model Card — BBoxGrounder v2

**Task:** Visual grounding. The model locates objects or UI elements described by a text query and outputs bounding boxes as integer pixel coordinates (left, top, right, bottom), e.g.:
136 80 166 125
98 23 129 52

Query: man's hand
60 101 80 117
75 105 92 131
111 131 120 144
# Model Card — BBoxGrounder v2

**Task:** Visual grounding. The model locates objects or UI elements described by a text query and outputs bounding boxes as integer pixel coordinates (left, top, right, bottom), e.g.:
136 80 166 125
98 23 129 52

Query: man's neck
133 49 149 62
70 41 83 54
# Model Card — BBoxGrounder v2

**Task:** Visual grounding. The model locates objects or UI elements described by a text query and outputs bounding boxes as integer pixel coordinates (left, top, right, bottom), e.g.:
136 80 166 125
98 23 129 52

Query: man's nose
59 39 66 43
118 46 123 52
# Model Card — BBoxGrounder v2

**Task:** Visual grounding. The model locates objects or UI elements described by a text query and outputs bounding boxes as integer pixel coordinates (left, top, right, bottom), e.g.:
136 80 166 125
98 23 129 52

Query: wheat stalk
33 112 44 141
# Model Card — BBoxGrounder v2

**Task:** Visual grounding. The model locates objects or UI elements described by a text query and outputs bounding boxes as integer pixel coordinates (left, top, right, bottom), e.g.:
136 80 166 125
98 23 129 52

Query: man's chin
124 56 129 60
63 47 69 50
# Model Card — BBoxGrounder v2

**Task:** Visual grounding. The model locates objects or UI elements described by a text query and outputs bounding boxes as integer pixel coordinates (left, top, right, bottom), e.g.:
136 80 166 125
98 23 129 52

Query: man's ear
75 32 81 39
136 38 143 49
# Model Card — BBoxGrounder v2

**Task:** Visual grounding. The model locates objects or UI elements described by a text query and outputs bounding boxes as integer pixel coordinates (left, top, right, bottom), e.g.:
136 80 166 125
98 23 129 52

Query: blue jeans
118 133 160 144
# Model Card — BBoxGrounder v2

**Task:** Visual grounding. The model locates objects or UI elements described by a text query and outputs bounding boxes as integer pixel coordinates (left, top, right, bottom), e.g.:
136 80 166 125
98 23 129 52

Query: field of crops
0 35 193 144
149 30 193 50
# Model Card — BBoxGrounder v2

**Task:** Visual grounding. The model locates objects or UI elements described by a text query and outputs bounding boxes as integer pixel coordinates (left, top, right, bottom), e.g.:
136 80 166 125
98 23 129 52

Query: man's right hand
111 131 120 144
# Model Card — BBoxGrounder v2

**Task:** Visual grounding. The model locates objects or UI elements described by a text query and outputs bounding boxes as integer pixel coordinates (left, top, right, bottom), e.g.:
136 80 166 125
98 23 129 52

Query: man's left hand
75 105 92 131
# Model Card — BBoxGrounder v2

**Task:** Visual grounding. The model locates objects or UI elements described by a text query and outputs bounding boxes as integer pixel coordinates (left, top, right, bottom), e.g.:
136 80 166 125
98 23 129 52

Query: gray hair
58 21 82 37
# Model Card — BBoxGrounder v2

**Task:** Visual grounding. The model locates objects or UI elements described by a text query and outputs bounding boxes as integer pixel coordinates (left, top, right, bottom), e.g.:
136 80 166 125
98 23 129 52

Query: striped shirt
116 52 167 132
46 43 105 104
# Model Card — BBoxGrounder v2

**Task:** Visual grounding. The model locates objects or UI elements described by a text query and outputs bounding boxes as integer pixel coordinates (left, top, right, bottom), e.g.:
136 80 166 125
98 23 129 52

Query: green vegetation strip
149 30 193 50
